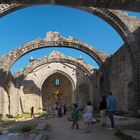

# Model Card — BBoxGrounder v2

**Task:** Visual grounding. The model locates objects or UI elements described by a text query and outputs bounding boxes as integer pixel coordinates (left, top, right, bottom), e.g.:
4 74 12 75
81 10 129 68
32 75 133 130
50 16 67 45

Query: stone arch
40 70 75 91
0 4 139 43
0 3 139 111
0 32 108 73
41 71 74 107
14 56 96 80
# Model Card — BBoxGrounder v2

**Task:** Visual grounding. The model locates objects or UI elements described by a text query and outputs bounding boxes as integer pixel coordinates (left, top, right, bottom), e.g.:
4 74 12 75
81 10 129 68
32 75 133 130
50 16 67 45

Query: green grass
0 118 16 125
8 122 37 133
19 112 45 118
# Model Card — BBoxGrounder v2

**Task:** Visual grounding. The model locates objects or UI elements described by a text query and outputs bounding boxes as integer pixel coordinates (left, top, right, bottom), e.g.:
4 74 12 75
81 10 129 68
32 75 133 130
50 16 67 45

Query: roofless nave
0 1 140 117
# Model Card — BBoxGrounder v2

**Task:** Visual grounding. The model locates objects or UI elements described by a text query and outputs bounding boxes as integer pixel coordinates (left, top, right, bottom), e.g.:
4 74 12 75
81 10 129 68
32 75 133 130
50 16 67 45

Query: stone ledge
121 130 140 140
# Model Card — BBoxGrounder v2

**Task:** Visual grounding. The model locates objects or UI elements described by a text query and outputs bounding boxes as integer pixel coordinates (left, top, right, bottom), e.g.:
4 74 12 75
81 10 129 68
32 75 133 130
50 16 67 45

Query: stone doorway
41 72 73 110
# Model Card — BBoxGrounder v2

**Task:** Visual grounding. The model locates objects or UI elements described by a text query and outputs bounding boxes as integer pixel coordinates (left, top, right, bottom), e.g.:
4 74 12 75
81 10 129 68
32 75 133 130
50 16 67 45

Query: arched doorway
41 72 73 110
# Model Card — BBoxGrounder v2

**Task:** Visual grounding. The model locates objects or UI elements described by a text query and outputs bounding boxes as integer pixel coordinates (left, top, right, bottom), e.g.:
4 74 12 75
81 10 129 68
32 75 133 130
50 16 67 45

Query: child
71 103 79 130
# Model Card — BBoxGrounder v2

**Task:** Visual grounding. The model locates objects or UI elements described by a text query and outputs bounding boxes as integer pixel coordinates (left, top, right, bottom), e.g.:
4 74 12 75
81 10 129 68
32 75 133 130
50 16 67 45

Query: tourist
54 102 58 116
30 106 35 118
99 96 107 127
107 92 116 129
71 103 79 130
64 104 67 115
66 107 72 121
57 105 62 117
61 104 64 116
83 101 93 133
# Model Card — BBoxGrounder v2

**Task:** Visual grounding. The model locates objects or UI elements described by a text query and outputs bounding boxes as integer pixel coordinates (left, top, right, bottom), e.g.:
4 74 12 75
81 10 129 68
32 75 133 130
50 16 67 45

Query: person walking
71 103 79 130
64 104 67 115
83 101 93 133
99 96 107 127
107 92 116 129
30 106 35 118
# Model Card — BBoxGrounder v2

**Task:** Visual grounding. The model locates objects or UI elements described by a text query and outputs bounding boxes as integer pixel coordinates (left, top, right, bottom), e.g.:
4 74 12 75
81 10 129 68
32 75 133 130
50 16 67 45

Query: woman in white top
83 101 93 133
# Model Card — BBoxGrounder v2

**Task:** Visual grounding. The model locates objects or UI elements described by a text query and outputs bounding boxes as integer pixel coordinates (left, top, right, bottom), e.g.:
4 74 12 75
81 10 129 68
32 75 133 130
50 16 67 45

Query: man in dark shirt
99 96 107 127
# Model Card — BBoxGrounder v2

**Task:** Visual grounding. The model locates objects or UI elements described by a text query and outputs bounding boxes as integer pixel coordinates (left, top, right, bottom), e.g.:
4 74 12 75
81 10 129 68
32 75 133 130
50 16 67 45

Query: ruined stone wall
0 87 9 117
17 62 93 113
107 28 140 112
0 71 21 117
133 28 140 111
8 82 20 116
109 45 133 111
93 44 134 112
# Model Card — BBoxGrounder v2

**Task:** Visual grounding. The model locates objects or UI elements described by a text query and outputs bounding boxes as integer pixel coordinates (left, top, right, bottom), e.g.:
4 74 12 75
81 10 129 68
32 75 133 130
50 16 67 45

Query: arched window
55 79 60 86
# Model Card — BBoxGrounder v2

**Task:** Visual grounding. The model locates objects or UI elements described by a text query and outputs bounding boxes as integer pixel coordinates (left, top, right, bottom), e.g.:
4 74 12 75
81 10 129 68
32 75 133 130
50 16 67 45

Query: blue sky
0 5 140 72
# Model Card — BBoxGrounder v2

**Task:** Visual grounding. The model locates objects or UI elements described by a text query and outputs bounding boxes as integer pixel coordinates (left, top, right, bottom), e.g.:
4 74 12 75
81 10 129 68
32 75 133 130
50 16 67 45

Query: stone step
35 123 46 131
122 130 140 140
0 133 47 140
30 133 47 140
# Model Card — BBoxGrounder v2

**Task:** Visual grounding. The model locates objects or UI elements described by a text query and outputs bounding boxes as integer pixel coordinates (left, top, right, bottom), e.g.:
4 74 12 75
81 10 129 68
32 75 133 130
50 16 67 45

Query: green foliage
0 118 15 124
9 123 37 133
34 112 45 115
21 125 33 132
16 114 21 119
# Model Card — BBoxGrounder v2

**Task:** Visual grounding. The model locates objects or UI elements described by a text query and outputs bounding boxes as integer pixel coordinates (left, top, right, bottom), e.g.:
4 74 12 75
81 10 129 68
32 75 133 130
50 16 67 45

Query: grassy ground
0 113 51 133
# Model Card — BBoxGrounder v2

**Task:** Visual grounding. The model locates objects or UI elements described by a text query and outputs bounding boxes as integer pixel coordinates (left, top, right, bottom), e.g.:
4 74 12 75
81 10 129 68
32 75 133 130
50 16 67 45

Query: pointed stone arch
14 55 96 80
41 71 74 108
0 32 108 73
0 4 139 43
41 70 75 91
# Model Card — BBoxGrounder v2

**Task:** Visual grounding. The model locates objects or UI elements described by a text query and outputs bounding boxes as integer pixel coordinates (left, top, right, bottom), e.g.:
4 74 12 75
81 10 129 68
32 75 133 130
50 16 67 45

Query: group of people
70 91 116 132
54 103 67 117
70 101 93 133
99 92 116 130
30 91 116 133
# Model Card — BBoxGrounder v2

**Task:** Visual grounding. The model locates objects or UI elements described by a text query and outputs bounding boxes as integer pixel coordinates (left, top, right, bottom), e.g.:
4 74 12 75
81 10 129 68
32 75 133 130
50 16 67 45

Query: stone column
0 86 6 118
131 29 140 112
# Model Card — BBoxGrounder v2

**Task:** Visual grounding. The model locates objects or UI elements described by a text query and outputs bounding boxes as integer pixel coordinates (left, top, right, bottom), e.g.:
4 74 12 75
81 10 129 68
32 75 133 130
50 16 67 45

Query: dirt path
46 116 120 140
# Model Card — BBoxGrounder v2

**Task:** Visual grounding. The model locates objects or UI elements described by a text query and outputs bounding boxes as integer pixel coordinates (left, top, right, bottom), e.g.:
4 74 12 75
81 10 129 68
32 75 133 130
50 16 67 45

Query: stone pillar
9 87 20 116
0 86 6 118
131 29 140 112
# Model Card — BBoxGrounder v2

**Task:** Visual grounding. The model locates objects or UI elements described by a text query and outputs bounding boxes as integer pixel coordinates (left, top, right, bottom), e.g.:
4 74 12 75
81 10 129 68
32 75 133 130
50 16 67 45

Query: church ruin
0 1 140 117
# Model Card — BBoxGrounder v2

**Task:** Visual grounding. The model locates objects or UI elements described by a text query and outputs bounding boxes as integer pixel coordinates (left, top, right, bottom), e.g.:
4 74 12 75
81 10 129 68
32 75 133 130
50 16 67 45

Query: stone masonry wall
109 45 133 111
94 44 134 112
18 62 93 113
